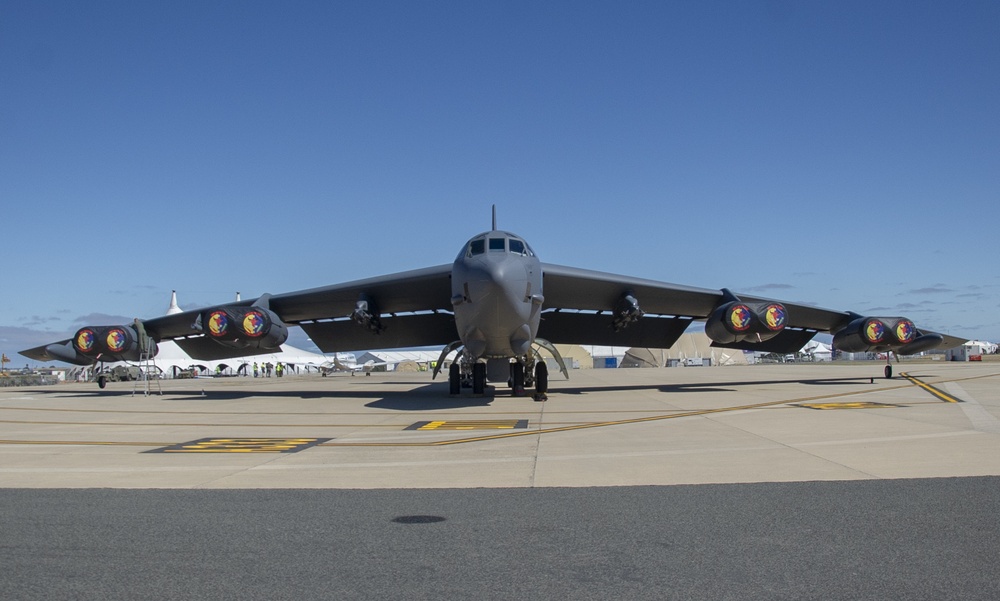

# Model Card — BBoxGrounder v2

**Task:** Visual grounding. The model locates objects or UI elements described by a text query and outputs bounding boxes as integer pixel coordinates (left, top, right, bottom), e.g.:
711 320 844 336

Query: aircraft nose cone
481 257 517 285
466 257 525 299
452 252 535 359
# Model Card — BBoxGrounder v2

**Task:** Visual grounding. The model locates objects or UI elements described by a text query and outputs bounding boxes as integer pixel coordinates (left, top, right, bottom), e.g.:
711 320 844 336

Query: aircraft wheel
511 362 525 396
535 361 548 394
97 375 107 389
473 363 486 395
885 364 892 379
449 363 461 395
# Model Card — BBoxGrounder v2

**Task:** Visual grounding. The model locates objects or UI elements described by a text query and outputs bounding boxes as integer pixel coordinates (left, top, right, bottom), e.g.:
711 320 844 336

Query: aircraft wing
26 264 458 363
537 263 859 353
20 339 87 365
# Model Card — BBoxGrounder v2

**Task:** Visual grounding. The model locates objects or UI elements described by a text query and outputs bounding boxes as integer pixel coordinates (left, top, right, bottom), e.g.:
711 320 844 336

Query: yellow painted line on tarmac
406 420 528 431
899 372 963 403
147 437 330 454
0 419 395 428
6 371 996 450
321 383 917 447
0 439 172 447
798 402 897 410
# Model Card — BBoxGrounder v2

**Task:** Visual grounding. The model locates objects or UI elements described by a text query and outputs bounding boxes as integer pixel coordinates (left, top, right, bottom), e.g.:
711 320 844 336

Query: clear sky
2 1 998 363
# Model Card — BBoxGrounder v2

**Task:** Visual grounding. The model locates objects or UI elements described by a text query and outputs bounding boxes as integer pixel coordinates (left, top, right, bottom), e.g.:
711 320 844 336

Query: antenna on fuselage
492 204 497 231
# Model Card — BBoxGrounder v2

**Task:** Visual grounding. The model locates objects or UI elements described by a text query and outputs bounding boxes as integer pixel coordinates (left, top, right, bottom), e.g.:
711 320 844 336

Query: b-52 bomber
22 208 965 400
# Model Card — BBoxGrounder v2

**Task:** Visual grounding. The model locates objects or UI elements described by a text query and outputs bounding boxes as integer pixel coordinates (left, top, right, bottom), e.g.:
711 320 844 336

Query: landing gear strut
884 351 894 379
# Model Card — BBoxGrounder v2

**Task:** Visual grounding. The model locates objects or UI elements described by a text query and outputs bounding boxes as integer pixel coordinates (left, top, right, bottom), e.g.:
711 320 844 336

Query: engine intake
705 300 787 345
832 317 917 353
201 306 288 350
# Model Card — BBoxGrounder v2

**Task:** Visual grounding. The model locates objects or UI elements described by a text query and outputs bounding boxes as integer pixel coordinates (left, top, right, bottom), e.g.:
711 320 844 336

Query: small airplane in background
22 206 966 400
319 356 386 376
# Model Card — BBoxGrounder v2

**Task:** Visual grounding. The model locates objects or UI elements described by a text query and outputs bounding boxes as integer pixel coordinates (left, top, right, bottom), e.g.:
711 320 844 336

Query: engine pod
201 306 288 349
705 301 787 345
71 325 155 361
833 317 918 352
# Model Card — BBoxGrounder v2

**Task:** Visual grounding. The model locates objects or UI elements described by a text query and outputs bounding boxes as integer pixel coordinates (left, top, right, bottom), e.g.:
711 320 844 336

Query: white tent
800 340 833 362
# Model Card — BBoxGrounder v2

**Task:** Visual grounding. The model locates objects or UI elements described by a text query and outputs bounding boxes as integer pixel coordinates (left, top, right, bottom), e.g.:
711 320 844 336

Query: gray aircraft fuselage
450 230 543 378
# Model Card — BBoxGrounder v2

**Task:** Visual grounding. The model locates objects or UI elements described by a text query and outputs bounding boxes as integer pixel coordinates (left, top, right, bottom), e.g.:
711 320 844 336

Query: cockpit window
465 235 534 258
510 237 535 256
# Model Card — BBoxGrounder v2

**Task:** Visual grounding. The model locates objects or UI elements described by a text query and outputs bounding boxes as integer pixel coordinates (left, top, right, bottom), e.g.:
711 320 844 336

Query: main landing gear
505 357 548 401
442 354 549 400
510 357 548 401
445 358 489 396
434 340 565 401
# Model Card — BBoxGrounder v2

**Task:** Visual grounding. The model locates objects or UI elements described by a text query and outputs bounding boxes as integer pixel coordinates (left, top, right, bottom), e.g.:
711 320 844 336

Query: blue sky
2 1 998 363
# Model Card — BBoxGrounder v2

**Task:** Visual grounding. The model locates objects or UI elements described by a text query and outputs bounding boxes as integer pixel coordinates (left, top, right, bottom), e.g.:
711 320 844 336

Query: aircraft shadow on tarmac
32 382 495 410
552 376 883 396
27 376 886 410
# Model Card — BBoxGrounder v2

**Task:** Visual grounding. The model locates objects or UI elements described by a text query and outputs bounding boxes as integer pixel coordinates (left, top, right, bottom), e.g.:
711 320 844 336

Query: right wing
537 263 962 354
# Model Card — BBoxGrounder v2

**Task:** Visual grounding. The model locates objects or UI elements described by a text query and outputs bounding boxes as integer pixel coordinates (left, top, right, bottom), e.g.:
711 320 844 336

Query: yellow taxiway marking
4 371 996 450
147 437 330 454
322 384 919 447
899 373 963 403
406 420 528 431
798 402 898 410
0 439 172 447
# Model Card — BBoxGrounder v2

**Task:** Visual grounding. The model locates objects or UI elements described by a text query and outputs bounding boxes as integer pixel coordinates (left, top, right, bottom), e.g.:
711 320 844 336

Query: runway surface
3 363 999 599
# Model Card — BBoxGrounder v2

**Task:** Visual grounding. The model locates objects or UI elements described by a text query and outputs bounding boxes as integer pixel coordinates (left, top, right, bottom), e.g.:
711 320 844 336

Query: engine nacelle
73 325 158 362
705 301 787 345
832 317 917 353
201 306 288 350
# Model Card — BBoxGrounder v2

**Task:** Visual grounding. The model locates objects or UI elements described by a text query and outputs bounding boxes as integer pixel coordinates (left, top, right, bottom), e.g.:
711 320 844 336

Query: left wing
537 263 952 353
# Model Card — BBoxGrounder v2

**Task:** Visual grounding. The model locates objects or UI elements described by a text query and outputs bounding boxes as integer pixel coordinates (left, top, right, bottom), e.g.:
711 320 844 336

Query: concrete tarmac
1 362 999 488
3 362 1000 600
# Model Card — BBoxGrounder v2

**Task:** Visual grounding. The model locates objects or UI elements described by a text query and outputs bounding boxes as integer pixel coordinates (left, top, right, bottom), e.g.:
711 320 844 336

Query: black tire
449 363 461 395
511 362 525 396
885 364 893 379
473 363 486 395
535 361 548 394
97 375 107 389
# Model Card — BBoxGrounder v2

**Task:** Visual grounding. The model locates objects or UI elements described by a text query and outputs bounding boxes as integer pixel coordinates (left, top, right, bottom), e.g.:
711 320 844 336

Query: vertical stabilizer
492 204 497 231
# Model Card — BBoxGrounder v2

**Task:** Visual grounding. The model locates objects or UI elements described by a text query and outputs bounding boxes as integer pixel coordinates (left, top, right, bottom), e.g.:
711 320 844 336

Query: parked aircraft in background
319 356 385 376
21 207 966 400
